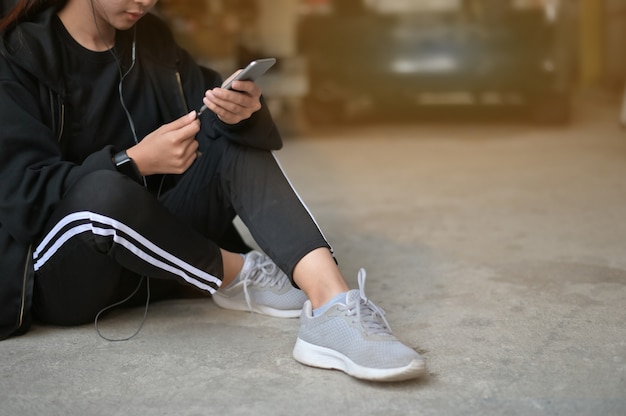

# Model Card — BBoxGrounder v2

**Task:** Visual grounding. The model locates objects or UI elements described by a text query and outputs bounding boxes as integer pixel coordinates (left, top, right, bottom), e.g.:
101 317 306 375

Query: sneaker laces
345 268 392 336
241 252 290 313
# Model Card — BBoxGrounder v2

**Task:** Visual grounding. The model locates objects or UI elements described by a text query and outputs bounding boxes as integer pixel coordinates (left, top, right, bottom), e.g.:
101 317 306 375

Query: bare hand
127 111 200 176
202 77 262 125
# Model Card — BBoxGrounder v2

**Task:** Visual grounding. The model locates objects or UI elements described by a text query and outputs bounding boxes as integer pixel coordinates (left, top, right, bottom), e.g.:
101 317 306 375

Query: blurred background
153 0 626 135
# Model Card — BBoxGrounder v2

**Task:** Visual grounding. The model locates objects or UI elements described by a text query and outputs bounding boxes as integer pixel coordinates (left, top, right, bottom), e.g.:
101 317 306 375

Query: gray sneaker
292 269 425 381
212 250 307 318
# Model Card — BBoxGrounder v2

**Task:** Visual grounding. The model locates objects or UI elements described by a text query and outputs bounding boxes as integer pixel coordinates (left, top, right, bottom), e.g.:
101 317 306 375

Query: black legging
32 137 330 325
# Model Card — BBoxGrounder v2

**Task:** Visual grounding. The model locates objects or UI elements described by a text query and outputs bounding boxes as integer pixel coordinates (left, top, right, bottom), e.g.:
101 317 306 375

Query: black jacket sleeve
208 95 283 151
0 68 118 242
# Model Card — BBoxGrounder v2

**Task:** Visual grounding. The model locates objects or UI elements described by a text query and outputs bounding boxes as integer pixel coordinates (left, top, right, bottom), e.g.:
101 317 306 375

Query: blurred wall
254 0 299 58
604 0 626 90
579 0 604 87
578 0 626 90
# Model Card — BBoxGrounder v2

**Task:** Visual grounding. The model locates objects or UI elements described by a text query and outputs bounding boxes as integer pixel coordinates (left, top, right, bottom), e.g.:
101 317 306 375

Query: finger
206 89 246 109
213 83 261 103
169 139 200 174
202 92 242 118
205 90 259 115
229 80 262 96
179 118 201 137
184 140 201 167
203 97 257 125
221 69 243 89
163 111 198 132
168 115 200 142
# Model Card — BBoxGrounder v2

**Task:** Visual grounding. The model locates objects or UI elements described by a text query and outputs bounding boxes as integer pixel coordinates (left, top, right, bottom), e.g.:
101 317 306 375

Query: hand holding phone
197 58 276 117
221 58 276 90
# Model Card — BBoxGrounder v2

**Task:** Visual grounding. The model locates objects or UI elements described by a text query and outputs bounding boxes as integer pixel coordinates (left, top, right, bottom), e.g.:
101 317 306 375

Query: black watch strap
113 150 141 183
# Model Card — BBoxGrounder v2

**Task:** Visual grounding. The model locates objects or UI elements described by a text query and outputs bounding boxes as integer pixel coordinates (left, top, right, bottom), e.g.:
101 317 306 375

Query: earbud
131 28 136 64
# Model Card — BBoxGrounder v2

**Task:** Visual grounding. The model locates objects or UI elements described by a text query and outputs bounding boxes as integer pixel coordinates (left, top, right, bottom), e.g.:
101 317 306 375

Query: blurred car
297 0 574 124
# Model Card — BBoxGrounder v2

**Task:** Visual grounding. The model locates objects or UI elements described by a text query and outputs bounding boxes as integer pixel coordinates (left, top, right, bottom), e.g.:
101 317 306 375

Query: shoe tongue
345 289 362 305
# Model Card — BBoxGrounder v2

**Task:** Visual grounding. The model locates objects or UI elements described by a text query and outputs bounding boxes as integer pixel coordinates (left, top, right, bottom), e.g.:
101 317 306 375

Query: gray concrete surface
1 96 625 416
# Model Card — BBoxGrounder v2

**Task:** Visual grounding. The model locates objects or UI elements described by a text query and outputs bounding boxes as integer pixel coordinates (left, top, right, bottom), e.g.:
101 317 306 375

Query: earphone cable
116 33 139 145
90 4 150 340
94 276 151 342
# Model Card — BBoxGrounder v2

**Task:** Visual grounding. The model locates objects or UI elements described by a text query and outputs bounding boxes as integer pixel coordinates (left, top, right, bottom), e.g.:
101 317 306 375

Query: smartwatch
113 150 141 182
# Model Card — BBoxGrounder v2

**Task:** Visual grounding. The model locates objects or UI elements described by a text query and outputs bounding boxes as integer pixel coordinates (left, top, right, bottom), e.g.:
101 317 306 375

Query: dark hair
0 0 64 33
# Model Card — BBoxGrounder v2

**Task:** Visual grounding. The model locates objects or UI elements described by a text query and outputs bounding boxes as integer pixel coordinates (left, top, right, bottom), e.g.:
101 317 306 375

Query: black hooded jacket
0 7 282 339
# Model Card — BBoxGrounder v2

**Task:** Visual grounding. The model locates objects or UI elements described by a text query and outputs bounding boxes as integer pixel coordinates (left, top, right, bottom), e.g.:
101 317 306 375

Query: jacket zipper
49 89 65 142
57 103 65 142
174 71 189 113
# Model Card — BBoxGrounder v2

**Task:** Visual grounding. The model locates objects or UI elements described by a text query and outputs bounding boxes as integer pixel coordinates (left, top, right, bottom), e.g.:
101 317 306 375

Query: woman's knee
62 170 149 218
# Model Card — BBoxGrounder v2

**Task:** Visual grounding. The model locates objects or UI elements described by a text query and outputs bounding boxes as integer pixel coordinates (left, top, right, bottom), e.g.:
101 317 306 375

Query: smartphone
221 58 277 90
197 58 276 117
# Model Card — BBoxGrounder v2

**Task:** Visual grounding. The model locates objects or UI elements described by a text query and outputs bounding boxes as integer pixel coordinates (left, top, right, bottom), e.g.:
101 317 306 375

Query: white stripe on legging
33 211 221 292
271 151 334 255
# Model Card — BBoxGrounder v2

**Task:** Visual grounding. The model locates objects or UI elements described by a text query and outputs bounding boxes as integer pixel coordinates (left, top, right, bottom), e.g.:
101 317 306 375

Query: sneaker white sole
212 293 302 318
292 338 426 382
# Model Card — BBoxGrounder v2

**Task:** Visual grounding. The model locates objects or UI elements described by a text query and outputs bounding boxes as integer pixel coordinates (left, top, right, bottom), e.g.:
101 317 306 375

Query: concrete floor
1 95 625 416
